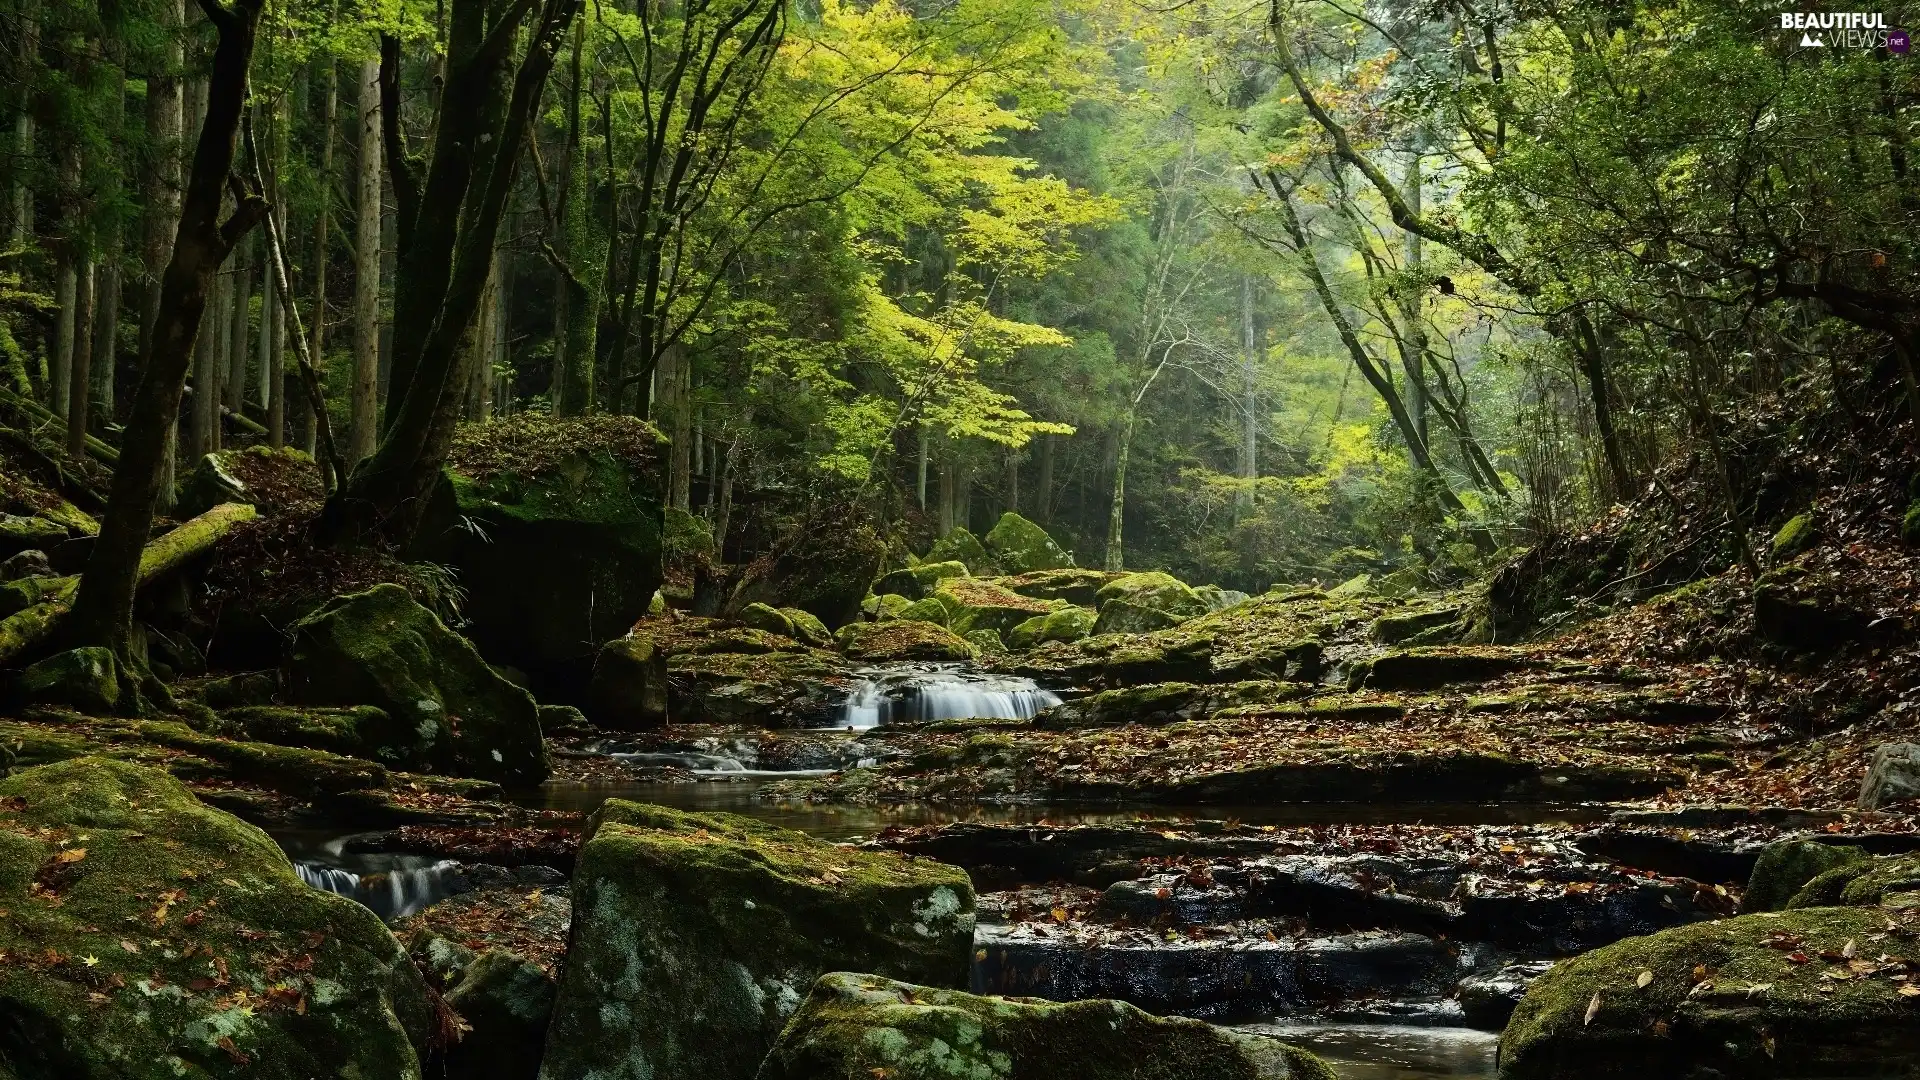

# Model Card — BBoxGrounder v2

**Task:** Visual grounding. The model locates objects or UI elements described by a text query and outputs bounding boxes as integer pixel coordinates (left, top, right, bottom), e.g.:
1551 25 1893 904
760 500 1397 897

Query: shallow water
510 777 1606 842
274 831 467 920
831 664 1063 729
1244 1022 1499 1079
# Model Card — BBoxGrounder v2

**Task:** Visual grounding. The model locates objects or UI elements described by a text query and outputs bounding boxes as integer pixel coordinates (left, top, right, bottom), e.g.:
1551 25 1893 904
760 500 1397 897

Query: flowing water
833 664 1063 729
1243 1022 1499 1079
277 832 469 920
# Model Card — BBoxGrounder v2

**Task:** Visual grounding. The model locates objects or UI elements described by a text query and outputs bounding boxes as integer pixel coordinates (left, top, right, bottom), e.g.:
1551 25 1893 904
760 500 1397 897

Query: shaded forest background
2 0 1915 599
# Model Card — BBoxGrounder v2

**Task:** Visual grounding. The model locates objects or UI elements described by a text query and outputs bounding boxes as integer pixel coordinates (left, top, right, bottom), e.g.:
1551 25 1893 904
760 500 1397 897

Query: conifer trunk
350 56 383 464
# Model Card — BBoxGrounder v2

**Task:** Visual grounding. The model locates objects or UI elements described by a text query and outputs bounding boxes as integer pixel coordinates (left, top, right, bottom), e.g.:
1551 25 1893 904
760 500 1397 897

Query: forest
0 0 1918 1077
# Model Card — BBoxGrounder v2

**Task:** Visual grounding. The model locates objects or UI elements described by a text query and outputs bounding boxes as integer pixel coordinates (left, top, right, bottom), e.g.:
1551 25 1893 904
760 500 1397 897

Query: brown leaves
1584 991 1603 1025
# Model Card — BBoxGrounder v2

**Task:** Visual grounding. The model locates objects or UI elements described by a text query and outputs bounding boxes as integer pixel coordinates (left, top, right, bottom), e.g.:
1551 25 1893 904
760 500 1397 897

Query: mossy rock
1770 512 1818 561
837 621 976 663
664 505 715 564
1751 567 1869 651
219 704 423 767
0 513 69 559
1788 851 1920 909
730 517 889 630
864 593 912 620
933 579 1057 638
898 597 951 626
760 972 1334 1080
1903 500 1920 547
1370 606 1465 645
924 528 995 575
982 512 1074 574
997 568 1123 608
668 649 852 728
0 757 434 1079
540 801 976 1080
587 633 670 730
1193 584 1251 612
439 948 555 1080
1326 573 1373 598
965 628 1007 657
413 416 667 687
12 647 128 715
873 561 971 602
1356 646 1543 690
781 608 833 648
741 602 802 641
1499 906 1920 1079
1091 572 1208 635
285 584 549 785
1745 840 1871 913
177 446 322 519
1007 606 1097 649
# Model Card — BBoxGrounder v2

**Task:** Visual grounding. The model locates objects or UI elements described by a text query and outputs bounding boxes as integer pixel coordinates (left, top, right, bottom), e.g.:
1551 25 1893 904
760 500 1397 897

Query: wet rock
873 560 969 601
415 416 666 686
1574 826 1763 886
925 527 994 574
1745 839 1872 912
1456 961 1553 1030
285 583 550 784
536 703 592 736
440 948 555 1080
1006 604 1096 649
1454 872 1716 955
897 596 951 624
587 632 670 730
1499 907 1920 1079
1860 742 1920 809
0 547 52 581
11 647 127 714
0 757 435 1078
760 972 1335 1080
998 567 1124 607
670 647 851 727
973 922 1459 1021
982 511 1074 573
542 801 975 1080
1100 871 1249 924
836 620 975 663
867 821 1278 890
1036 680 1304 729
1102 637 1215 686
934 577 1059 638
221 704 426 767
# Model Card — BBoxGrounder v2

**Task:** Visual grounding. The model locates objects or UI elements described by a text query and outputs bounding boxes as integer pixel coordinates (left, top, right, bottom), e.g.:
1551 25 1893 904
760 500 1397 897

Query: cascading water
294 857 464 920
835 664 1062 730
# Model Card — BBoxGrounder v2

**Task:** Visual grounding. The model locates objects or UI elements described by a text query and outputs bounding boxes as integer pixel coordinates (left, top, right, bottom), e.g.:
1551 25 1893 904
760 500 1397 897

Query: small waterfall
835 665 1062 730
295 858 464 920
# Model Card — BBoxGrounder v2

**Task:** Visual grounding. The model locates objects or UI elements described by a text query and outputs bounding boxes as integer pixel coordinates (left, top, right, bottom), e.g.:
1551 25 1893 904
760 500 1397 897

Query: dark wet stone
1456 961 1554 1030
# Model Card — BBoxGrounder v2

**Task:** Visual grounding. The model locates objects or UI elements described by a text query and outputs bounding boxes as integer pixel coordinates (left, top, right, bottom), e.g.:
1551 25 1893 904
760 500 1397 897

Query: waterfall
835 665 1062 730
295 858 464 920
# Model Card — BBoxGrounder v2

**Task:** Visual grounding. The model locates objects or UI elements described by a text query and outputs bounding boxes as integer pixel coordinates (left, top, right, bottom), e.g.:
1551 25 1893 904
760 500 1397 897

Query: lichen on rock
981 512 1074 574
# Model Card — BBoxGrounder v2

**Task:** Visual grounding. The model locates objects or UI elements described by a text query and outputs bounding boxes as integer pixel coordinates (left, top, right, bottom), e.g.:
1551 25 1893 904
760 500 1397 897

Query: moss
838 621 976 663
0 758 433 1079
1326 573 1372 598
875 561 971 601
996 569 1122 608
1499 907 1920 1079
1746 840 1870 912
964 629 1006 657
1770 512 1817 560
665 505 715 563
1370 606 1464 645
1788 852 1920 909
1357 646 1545 690
542 801 975 1080
438 948 555 1080
285 584 549 785
741 602 800 640
587 634 670 730
1902 500 1920 547
1006 606 1096 649
781 608 834 648
925 528 995 574
12 647 127 715
899 597 952 626
760 972 1333 1080
933 579 1056 638
136 720 389 798
220 704 417 768
981 513 1074 574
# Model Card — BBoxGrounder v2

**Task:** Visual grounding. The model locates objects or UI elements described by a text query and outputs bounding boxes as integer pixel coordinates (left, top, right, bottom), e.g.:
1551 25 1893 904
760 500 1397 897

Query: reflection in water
510 778 1604 843
1242 1023 1498 1080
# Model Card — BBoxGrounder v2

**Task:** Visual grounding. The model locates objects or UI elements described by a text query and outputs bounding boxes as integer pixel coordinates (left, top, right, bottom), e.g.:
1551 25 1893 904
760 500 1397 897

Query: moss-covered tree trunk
67 0 268 664
349 56 382 464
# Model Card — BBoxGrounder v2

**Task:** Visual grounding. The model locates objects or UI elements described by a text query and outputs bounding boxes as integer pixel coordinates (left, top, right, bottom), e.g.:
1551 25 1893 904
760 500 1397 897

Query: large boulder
1498 907 1920 1079
924 528 994 574
1788 851 1920 909
285 584 549 784
739 603 833 648
998 567 1124 607
177 445 323 518
730 516 889 629
872 561 969 602
1006 605 1097 649
1091 571 1209 635
413 415 666 688
1860 742 1920 809
441 948 556 1080
932 578 1058 638
0 757 434 1078
836 620 976 663
982 512 1073 574
1745 840 1871 912
12 647 129 715
759 972 1334 1080
587 633 671 730
540 802 975 1080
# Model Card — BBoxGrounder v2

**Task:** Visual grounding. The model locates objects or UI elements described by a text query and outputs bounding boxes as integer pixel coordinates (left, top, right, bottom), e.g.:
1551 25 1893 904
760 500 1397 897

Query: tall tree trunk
1238 273 1258 515
917 429 929 510
226 234 251 414
191 256 227 456
1034 433 1053 524
264 97 288 446
70 0 268 664
52 252 75 416
937 450 953 534
8 0 36 247
661 343 691 509
67 262 94 458
1104 410 1134 571
94 253 121 423
94 60 127 424
1399 145 1428 447
301 58 337 459
552 20 602 416
139 0 184 376
349 57 382 464
1003 447 1018 516
1573 314 1634 500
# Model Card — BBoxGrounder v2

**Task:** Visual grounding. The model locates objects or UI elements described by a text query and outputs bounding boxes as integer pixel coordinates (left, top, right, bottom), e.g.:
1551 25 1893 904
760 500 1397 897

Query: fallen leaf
1584 992 1602 1025
1637 970 1654 988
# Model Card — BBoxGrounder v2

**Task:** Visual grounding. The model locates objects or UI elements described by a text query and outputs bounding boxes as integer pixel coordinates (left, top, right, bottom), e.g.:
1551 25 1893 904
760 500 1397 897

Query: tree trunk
1573 314 1634 501
301 58 337 459
349 57 382 464
1399 146 1428 447
52 253 75 417
140 0 184 375
553 21 603 417
264 98 288 447
662 343 691 509
1238 273 1258 515
66 262 94 459
68 0 268 664
8 0 36 247
917 428 929 509
1003 447 1018 516
1104 411 1134 571
191 255 227 457
1035 433 1053 524
226 234 252 414
94 61 127 424
937 451 953 534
